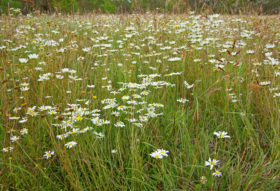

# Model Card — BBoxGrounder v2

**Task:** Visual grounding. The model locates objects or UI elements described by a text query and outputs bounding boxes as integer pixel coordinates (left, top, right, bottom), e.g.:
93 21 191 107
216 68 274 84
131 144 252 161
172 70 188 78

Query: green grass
0 13 280 190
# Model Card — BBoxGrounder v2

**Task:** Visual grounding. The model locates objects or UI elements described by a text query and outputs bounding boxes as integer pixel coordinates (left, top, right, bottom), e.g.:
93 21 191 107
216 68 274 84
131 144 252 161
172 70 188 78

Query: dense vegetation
1 13 280 190
0 0 280 14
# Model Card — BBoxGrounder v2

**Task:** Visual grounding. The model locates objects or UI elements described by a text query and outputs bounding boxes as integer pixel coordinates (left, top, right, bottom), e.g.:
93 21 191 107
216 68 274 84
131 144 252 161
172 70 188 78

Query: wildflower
259 81 271 86
87 85 95 88
57 48 65 53
20 128 28 135
111 111 120 117
27 111 38 116
65 141 77 149
212 170 222 177
111 149 118 154
13 107 21 113
48 110 57 115
168 57 181 62
103 120 111 125
43 151 54 159
133 123 143 127
122 95 130 101
2 147 13 152
28 54 39 59
184 81 194 89
79 127 90 133
133 94 141 99
56 134 68 140
114 121 125 127
39 106 49 111
93 131 105 138
177 98 189 103
128 118 137 123
69 128 80 135
141 91 150 95
20 82 29 87
82 47 91 52
19 58 28 63
9 116 20 120
153 103 164 108
214 131 230 138
27 107 38 116
56 75 64 79
117 105 127 111
265 44 275 49
20 86 29 91
156 149 169 157
205 158 219 170
150 151 163 159
110 91 119 95
246 50 255 54
10 136 19 142
44 40 58 47
139 115 148 122
146 112 157 118
127 100 138 105
103 103 117 110
19 118 27 123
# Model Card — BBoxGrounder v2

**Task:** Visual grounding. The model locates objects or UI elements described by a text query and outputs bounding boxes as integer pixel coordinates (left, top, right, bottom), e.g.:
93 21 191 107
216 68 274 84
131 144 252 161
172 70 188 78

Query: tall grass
0 13 280 190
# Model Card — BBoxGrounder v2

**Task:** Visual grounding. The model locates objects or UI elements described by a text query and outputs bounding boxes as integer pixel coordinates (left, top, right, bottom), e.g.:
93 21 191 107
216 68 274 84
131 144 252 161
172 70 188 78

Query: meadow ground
0 13 280 190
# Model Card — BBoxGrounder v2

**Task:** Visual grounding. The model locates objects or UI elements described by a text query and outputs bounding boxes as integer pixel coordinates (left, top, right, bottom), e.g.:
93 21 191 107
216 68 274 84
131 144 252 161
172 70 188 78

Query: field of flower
0 13 280 190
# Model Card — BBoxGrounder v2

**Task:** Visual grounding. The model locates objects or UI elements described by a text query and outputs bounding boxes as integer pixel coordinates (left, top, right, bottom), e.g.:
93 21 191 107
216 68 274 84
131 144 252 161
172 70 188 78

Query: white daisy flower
150 151 163 159
65 141 77 149
212 170 222 177
214 131 230 138
43 151 54 159
205 158 220 170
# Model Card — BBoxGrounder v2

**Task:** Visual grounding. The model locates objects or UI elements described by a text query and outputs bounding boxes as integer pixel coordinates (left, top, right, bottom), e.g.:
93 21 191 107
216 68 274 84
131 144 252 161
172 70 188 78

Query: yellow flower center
76 116 83 121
